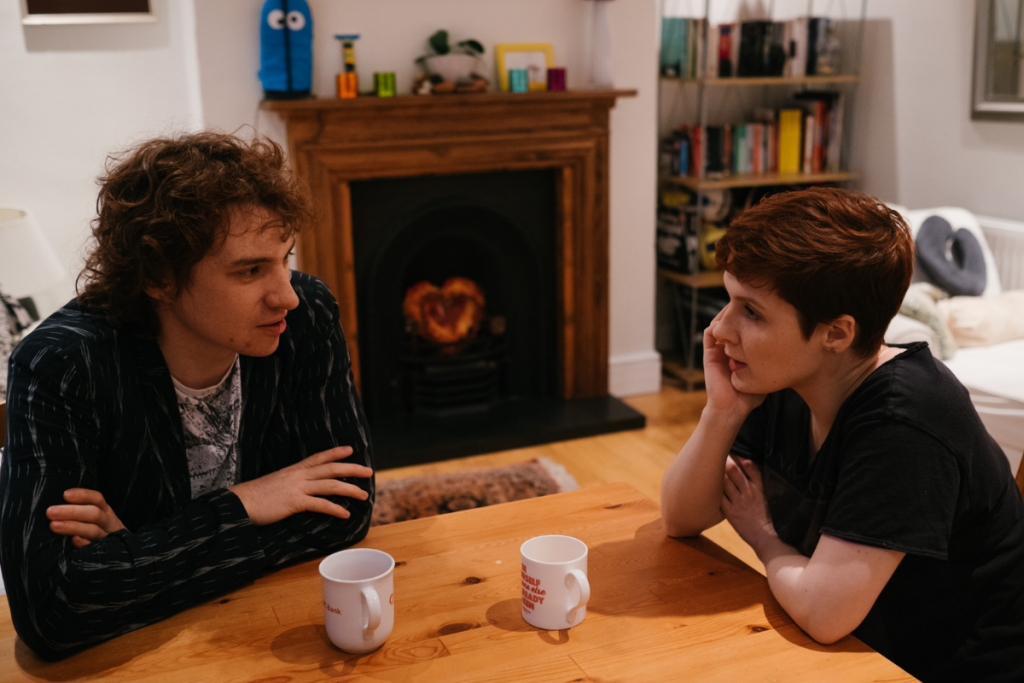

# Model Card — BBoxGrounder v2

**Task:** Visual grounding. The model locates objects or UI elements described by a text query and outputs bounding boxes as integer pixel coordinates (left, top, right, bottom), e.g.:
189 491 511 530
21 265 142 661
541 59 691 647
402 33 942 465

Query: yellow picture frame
495 43 555 92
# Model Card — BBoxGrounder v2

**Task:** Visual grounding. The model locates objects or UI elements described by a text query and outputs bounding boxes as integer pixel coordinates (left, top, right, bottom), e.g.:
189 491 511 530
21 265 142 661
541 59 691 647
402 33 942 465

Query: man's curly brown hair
76 131 313 334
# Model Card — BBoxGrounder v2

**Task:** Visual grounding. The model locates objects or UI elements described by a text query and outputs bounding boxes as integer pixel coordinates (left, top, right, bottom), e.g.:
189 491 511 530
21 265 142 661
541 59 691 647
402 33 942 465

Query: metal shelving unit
657 0 867 391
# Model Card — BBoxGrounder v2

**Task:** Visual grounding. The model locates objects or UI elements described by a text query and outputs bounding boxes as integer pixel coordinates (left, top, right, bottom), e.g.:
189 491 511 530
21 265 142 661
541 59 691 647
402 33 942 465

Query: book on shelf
705 23 719 79
660 15 845 81
659 94 845 181
806 17 836 76
737 21 770 77
767 22 787 76
789 17 809 77
718 24 734 77
778 109 803 174
690 18 701 79
827 93 844 173
793 90 844 173
802 114 815 175
660 17 689 77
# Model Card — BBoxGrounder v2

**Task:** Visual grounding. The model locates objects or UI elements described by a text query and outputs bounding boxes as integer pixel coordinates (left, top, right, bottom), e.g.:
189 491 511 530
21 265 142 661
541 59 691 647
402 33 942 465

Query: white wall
856 0 1024 221
6 0 1020 396
0 0 203 316
194 0 662 397
0 0 660 395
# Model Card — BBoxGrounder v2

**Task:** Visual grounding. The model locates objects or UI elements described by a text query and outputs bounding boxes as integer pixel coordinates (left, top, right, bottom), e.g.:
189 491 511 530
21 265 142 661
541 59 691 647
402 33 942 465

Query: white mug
319 548 395 653
520 535 591 630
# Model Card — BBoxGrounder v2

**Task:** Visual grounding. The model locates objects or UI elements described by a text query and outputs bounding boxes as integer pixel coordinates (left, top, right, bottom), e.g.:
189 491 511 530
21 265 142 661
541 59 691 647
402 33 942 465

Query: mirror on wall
973 0 1024 120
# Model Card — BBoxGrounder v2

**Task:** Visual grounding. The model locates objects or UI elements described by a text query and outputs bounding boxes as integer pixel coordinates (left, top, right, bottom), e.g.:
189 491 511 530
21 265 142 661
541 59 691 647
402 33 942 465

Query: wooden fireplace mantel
265 89 636 398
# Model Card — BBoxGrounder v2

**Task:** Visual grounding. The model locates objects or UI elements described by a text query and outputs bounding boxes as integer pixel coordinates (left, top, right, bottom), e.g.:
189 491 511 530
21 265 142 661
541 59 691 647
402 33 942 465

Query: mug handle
565 569 590 614
361 587 381 632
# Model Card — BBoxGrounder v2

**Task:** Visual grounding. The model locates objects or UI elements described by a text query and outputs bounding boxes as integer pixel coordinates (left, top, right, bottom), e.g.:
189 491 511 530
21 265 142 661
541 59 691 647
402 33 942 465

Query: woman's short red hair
714 187 913 357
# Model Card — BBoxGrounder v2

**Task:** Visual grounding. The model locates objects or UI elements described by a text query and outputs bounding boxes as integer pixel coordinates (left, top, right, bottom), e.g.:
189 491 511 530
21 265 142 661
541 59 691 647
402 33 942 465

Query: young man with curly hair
0 132 374 660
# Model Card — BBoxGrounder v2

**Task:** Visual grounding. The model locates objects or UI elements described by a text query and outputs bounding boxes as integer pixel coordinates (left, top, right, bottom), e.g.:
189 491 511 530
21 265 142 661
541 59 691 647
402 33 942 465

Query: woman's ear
823 315 857 353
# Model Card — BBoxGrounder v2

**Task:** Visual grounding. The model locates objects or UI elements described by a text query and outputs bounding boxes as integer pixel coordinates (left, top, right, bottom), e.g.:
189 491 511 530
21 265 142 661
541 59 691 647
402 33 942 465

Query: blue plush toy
259 0 313 99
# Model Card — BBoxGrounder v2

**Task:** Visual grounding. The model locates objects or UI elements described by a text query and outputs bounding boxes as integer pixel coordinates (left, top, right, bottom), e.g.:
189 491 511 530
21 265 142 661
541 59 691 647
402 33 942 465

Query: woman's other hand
721 456 777 553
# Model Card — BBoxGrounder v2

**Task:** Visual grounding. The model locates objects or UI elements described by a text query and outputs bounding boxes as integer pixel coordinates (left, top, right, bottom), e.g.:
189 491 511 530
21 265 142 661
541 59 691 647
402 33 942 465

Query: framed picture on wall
496 43 555 92
971 0 1024 120
21 0 154 25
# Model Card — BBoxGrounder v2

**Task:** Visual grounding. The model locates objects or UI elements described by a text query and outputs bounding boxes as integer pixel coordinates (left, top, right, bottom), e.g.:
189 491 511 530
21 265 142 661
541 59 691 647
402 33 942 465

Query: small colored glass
547 67 566 91
508 69 529 93
374 72 396 97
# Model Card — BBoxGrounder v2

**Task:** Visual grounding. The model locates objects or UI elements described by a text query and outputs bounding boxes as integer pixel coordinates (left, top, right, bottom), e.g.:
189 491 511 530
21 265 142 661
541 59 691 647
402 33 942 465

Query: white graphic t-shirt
172 356 242 498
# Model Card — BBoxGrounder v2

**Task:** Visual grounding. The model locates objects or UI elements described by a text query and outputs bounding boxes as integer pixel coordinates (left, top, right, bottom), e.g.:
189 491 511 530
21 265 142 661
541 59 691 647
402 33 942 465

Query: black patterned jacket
0 272 375 660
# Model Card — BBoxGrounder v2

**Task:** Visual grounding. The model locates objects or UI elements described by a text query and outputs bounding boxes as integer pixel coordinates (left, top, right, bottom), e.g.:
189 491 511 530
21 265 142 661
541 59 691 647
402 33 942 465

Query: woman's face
709 271 829 396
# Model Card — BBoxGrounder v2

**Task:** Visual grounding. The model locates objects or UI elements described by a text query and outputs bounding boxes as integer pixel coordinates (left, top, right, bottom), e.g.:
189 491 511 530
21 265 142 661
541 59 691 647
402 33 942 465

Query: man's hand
721 456 776 553
47 489 127 548
228 446 372 526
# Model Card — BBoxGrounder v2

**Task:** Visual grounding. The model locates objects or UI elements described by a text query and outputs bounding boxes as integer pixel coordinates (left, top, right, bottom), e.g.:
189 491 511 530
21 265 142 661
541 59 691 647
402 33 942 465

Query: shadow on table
483 597 573 646
270 623 364 679
763 607 881 654
271 622 450 679
587 518 767 612
13 624 183 682
582 518 883 656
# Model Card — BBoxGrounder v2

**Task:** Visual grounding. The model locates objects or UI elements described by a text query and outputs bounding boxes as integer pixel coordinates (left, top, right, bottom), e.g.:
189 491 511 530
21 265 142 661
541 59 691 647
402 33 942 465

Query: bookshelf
656 2 867 390
663 170 856 191
660 74 860 86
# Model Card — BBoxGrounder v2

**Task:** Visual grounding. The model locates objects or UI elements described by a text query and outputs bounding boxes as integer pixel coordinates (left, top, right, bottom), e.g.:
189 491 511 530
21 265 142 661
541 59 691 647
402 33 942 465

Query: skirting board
609 350 663 397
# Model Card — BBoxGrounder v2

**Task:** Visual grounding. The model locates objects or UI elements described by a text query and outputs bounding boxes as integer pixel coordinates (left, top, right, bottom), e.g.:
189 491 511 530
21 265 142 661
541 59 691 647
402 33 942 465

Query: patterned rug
371 457 578 527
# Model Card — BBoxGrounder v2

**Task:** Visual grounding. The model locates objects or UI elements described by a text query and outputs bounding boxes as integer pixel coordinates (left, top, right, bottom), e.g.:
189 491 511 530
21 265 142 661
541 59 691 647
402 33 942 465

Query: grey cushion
915 215 987 296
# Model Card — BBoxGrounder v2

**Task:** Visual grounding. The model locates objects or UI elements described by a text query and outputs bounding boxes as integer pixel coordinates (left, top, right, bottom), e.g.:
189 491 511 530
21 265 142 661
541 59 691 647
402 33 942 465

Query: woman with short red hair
661 187 1024 682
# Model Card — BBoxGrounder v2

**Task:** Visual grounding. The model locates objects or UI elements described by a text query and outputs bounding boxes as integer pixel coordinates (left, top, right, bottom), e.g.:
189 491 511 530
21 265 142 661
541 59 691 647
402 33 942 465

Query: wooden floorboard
376 383 765 576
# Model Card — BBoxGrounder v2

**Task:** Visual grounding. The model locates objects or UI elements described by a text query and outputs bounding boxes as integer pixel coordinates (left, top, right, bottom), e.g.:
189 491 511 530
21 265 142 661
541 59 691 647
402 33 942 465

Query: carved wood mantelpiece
265 89 636 398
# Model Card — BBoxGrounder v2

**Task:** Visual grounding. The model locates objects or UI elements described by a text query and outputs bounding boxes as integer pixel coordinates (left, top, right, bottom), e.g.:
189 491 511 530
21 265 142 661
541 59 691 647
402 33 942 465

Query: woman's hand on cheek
703 312 765 417
721 456 777 554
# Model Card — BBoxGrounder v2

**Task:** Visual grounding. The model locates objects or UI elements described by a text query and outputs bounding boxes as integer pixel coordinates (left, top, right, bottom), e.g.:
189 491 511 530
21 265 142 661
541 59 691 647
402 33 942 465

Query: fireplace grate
400 335 508 417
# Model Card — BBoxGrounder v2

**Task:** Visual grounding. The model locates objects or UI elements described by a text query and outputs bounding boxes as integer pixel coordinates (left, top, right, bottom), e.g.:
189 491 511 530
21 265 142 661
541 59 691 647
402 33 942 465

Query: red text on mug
521 563 547 612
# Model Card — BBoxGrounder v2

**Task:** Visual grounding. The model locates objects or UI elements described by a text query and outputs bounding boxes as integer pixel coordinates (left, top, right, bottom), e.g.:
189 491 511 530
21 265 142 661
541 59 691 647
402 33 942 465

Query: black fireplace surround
351 170 644 468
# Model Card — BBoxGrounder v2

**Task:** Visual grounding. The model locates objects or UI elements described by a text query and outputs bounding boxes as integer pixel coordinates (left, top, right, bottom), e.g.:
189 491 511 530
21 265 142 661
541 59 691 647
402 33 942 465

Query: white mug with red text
319 548 395 653
520 535 591 630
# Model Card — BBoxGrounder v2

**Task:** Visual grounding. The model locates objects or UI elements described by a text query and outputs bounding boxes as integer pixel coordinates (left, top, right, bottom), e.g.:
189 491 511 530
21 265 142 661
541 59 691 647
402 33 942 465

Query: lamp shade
0 206 65 299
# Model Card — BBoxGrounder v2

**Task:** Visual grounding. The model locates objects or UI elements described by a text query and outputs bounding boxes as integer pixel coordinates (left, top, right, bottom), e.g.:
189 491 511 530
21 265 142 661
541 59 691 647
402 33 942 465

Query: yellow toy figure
335 34 359 98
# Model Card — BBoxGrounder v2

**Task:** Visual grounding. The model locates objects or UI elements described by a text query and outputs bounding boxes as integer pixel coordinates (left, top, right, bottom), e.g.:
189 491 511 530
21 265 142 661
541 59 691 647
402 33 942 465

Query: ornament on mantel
584 0 615 89
259 0 313 100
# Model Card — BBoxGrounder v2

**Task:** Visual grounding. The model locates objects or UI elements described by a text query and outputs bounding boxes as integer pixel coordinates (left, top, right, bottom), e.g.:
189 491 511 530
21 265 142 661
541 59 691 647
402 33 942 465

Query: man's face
155 205 299 365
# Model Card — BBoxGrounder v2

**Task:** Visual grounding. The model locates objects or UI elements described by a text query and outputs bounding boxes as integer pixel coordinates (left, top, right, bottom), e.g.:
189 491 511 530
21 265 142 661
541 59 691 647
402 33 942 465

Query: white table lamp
0 206 65 301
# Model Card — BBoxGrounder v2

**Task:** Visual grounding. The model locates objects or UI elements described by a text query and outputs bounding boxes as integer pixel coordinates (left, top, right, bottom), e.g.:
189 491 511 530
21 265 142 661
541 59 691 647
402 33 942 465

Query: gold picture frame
495 43 555 92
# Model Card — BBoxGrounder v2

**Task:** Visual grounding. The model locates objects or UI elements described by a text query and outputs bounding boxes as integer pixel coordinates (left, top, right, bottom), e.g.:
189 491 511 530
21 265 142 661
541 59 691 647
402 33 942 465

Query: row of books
659 92 845 179
660 17 839 79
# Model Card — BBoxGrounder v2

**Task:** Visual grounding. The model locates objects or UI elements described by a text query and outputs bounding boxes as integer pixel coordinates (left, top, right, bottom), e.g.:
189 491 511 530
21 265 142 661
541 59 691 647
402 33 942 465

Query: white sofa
885 206 1024 475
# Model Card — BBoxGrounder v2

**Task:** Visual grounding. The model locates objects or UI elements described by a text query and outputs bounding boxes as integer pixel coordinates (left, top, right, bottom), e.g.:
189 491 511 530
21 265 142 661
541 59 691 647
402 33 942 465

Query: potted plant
419 30 485 83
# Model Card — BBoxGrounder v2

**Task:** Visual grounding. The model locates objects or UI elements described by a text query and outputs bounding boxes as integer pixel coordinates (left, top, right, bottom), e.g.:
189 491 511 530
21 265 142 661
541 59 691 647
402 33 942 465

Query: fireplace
267 91 644 467
353 170 557 422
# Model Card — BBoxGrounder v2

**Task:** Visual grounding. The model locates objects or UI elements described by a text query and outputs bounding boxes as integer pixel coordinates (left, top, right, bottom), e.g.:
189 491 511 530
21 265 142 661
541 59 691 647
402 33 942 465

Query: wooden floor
377 381 765 574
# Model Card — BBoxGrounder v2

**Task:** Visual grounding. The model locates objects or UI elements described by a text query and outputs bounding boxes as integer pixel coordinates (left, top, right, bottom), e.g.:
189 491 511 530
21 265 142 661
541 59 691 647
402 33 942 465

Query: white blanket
943 339 1024 475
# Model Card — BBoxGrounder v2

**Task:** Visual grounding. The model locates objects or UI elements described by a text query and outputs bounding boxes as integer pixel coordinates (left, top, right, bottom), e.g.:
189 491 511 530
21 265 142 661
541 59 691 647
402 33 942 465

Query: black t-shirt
731 342 1024 682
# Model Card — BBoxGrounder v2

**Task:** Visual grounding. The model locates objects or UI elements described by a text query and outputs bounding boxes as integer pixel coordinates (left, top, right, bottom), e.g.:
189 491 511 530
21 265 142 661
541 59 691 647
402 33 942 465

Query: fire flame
403 277 486 345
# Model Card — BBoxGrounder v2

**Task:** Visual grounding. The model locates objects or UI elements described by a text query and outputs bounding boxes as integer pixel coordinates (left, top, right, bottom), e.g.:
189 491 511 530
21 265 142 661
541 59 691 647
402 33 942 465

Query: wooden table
0 483 915 682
